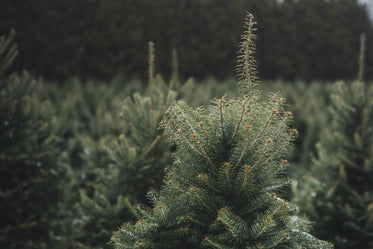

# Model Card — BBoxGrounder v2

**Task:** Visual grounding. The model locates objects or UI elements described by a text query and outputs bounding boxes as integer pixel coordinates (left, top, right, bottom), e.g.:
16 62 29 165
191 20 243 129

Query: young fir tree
0 30 64 249
293 79 373 248
111 13 332 249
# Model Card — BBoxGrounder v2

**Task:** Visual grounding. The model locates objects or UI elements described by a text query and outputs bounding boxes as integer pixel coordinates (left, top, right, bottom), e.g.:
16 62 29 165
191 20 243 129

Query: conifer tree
111 13 332 249
99 42 177 218
293 79 373 248
0 30 64 249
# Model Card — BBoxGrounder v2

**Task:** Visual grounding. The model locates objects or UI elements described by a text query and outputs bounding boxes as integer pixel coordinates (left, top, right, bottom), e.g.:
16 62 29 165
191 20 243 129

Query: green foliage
0 0 372 81
51 80 135 249
111 13 332 249
261 81 331 176
0 31 64 249
106 83 177 204
6 6 371 246
24 76 136 249
293 80 373 248
27 39 232 249
62 44 179 248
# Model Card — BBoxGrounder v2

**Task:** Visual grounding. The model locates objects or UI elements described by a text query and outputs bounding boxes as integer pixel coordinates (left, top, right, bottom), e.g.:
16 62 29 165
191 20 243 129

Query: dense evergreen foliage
50 80 131 249
293 80 373 248
261 81 332 177
0 0 372 82
45 43 234 249
2 5 373 248
0 30 65 249
111 13 332 249
73 72 178 249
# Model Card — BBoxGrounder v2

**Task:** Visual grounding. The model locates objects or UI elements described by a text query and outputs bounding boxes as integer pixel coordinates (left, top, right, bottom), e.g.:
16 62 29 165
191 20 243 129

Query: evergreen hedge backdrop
0 0 372 82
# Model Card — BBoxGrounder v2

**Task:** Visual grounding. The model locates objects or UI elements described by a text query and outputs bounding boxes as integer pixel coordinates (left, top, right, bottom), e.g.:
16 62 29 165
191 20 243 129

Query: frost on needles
111 13 333 249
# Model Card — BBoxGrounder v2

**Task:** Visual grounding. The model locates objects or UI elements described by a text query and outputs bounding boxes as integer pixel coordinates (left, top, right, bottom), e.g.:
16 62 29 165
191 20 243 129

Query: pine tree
111 13 332 249
293 79 373 248
106 82 177 203
0 30 64 249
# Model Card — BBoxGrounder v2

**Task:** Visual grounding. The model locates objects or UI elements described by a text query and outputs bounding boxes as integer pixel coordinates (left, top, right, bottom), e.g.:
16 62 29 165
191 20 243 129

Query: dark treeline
0 0 372 82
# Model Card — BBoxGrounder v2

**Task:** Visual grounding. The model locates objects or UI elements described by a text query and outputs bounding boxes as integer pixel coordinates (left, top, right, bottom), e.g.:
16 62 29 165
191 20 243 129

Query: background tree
0 0 371 82
293 79 373 248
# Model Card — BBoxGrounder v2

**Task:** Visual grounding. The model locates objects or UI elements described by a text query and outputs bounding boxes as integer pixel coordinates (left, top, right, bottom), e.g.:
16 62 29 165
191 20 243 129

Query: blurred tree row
0 0 372 82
